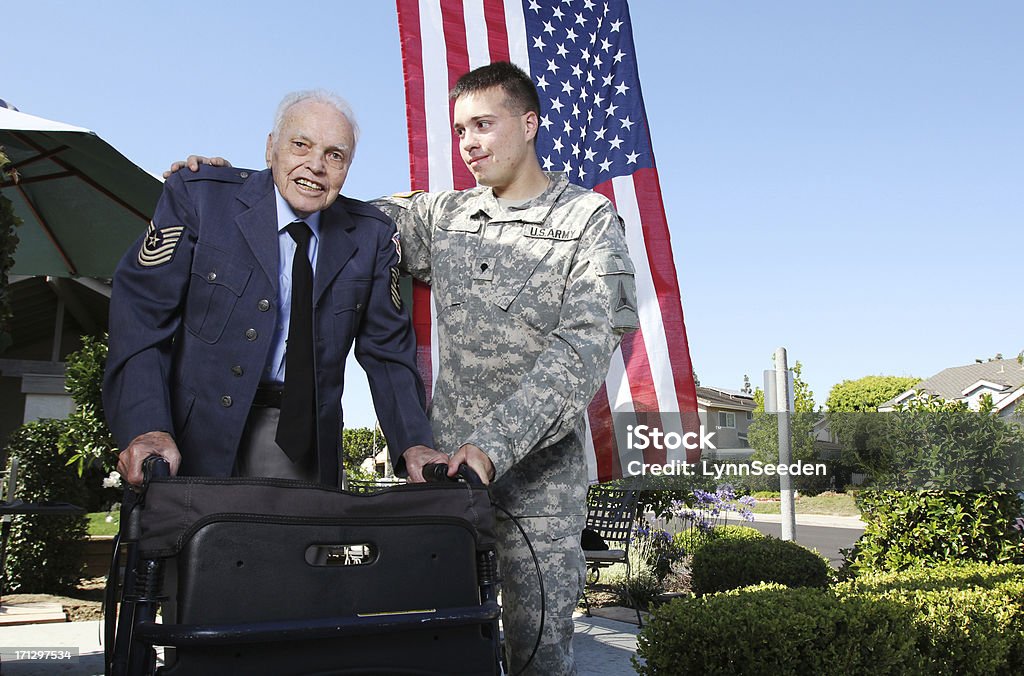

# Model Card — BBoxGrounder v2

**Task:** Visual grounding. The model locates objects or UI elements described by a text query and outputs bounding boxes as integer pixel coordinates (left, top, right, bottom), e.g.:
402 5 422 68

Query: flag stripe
633 168 698 414
439 1 475 190
482 0 511 63
503 0 530 67
396 0 429 189
464 1 492 69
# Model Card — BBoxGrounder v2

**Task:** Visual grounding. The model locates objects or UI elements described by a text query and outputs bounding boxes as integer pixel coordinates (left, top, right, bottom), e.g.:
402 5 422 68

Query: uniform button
221 395 233 407
355 303 363 311
207 271 217 282
231 365 243 377
258 299 271 312
245 328 258 341
239 171 249 179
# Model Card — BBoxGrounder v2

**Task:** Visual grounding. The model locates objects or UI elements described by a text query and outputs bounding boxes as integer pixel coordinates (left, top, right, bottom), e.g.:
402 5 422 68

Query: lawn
751 491 859 516
87 511 120 536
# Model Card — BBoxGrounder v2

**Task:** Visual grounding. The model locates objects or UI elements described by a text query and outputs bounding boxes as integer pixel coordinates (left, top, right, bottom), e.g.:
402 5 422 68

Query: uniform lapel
235 170 280 292
314 200 357 305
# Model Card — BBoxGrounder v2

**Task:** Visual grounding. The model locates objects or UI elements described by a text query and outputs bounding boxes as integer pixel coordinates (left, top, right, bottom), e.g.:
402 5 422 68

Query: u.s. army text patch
138 222 185 267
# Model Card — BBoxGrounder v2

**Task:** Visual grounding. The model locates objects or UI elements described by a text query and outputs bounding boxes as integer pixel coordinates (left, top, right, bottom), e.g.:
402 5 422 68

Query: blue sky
5 1 1023 425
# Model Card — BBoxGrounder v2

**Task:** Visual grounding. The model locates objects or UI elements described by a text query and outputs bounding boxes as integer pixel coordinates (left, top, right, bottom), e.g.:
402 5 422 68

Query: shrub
614 566 661 611
690 536 831 596
847 490 1024 574
3 419 88 593
634 583 921 675
636 564 1024 675
59 335 118 511
605 472 715 520
839 563 1024 675
633 525 684 581
674 523 764 559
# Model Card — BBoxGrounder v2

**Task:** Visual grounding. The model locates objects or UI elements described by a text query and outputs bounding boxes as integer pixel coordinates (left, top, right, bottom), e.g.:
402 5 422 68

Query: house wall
704 405 753 450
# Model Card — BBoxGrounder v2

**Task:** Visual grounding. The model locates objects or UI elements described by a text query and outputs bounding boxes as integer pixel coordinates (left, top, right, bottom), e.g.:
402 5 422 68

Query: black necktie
276 220 315 463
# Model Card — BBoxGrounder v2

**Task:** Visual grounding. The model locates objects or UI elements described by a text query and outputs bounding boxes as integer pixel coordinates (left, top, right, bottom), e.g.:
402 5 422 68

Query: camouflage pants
496 515 586 676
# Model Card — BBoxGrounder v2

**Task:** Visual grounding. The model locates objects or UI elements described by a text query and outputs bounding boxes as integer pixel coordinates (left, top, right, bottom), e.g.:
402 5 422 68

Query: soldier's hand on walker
450 444 496 485
162 155 231 178
401 445 451 483
118 431 182 486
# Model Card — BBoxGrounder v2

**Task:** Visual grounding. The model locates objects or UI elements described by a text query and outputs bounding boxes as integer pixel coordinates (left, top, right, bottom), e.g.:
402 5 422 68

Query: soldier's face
453 87 537 196
266 100 355 218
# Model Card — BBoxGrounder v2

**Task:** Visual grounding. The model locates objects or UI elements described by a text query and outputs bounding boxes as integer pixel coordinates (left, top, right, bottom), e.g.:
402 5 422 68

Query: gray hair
271 89 360 156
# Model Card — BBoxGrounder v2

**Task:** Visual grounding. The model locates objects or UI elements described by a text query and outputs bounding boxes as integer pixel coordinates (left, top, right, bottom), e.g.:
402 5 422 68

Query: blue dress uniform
103 166 433 486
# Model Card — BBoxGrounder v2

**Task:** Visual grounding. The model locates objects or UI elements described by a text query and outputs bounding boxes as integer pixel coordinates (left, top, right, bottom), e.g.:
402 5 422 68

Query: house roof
696 386 756 411
881 359 1024 408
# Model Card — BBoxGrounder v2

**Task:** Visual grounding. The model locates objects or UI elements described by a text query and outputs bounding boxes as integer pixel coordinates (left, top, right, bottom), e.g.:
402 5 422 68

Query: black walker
106 458 501 675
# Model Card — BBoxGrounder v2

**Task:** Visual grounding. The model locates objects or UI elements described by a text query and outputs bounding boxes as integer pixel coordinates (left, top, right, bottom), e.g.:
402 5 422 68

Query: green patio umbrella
0 106 161 278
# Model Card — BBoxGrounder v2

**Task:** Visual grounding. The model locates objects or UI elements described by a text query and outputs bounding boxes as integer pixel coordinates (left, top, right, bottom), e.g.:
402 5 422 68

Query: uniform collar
273 186 322 238
473 172 570 224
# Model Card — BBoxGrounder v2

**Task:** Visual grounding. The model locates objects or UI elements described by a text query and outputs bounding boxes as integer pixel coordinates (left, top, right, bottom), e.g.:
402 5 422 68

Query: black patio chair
580 485 642 626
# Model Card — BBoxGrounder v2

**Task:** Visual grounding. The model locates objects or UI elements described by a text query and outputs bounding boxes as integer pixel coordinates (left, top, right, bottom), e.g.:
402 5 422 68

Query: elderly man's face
266 100 355 217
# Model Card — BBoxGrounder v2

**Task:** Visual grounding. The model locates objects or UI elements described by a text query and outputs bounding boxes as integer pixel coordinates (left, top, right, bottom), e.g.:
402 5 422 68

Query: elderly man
171 63 638 675
104 90 440 488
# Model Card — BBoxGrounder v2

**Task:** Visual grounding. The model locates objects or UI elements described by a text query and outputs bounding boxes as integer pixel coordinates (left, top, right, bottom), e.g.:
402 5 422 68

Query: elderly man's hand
117 431 181 486
401 445 451 483
162 155 231 179
449 443 496 485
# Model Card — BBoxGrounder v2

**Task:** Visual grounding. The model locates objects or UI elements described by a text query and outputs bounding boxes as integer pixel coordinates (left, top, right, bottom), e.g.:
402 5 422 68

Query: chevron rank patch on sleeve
138 221 185 267
390 266 402 310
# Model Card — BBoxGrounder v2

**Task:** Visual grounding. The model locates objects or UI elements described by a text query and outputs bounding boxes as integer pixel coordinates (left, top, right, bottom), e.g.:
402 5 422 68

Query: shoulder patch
138 221 185 267
391 231 402 261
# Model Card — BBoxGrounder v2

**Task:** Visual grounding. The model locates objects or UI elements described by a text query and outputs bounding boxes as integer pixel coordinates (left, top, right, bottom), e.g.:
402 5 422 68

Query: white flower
102 471 122 489
105 515 114 523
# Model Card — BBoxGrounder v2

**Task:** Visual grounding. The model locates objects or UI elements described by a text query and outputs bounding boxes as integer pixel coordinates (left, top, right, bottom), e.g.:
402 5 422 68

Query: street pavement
747 512 865 567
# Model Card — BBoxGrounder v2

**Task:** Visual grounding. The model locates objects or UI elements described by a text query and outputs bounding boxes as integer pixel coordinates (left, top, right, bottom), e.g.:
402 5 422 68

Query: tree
825 376 919 413
825 375 919 476
847 396 1024 573
342 427 386 478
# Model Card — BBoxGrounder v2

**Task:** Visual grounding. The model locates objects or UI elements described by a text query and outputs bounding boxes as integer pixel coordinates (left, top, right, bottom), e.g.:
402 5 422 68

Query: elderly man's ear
162 155 232 179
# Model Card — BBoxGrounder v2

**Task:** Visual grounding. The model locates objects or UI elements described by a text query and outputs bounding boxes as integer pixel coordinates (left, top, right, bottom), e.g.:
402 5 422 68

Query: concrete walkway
0 612 642 675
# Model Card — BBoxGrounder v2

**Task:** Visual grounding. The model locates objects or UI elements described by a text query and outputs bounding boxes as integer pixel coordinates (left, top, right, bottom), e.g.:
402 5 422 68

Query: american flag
396 0 698 482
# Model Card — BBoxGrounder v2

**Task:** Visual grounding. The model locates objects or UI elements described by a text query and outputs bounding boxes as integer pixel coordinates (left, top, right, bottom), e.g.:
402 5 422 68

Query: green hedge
3 419 88 593
635 563 1024 676
634 583 920 675
690 535 831 595
837 563 1024 675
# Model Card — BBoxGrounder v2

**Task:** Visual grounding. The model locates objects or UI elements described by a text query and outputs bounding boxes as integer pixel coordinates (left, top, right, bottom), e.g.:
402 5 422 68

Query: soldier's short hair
271 90 360 154
450 62 541 117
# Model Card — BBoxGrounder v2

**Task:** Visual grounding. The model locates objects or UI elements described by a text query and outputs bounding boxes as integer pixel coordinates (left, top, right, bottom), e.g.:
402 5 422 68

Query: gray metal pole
775 347 796 540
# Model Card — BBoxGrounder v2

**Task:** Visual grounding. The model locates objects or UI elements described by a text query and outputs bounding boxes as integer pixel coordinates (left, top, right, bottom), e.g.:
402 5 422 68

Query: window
746 411 753 421
718 411 736 429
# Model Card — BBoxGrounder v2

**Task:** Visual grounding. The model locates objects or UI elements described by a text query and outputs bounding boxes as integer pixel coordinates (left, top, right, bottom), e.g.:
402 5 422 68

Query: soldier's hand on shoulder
162 155 232 179
117 431 182 486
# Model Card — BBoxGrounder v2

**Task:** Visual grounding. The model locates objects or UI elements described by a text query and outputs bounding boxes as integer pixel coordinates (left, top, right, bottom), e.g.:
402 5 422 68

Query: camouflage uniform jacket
375 172 638 517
